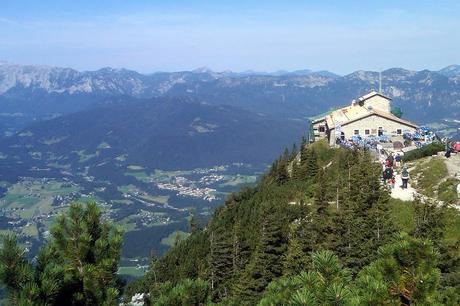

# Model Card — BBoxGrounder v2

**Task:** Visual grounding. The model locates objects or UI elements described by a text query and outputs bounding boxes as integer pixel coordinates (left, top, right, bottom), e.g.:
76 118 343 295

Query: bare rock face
126 293 146 306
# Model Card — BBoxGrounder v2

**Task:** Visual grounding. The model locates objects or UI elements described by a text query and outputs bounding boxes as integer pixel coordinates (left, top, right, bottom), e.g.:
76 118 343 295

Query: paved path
390 171 416 201
378 151 416 201
379 151 460 204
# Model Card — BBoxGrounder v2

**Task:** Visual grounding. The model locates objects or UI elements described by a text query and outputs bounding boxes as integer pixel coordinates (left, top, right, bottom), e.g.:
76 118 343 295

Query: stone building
310 91 418 146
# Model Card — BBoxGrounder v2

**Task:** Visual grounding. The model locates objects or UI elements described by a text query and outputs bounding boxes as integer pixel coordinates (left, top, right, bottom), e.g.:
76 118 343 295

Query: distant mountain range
1 62 459 140
438 64 460 79
0 62 338 97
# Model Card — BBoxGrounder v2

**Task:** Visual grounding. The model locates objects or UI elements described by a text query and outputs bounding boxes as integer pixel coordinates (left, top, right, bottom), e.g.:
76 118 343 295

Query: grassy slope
392 154 459 253
409 156 459 204
410 157 448 196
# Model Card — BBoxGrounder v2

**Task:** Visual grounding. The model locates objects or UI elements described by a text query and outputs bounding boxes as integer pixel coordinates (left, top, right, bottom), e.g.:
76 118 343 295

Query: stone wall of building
329 114 416 146
363 95 391 113
312 119 328 142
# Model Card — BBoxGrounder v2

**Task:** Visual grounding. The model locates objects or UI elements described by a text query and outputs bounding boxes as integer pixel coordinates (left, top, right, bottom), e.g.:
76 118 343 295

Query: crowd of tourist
380 152 410 190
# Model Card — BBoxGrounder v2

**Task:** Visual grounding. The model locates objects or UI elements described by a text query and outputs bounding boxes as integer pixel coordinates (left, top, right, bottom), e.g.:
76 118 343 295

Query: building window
378 127 383 136
354 129 359 135
319 126 325 132
397 129 402 134
371 129 377 134
365 129 370 135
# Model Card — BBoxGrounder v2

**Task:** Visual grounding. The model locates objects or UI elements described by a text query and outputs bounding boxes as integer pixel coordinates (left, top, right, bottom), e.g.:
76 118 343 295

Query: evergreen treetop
0 202 123 306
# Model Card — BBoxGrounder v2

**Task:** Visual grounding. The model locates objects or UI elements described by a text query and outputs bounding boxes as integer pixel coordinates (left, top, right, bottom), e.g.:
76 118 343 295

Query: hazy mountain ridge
438 64 460 79
1 62 459 97
1 63 460 138
0 63 340 97
0 97 307 170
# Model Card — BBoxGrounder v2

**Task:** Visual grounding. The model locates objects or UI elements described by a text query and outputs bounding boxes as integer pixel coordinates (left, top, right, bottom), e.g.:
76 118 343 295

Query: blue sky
1 0 459 74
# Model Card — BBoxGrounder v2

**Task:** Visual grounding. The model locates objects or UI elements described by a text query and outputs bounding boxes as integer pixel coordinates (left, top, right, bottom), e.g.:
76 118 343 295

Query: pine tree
305 149 319 180
282 147 290 162
296 144 310 180
147 250 159 284
236 203 287 303
0 235 34 305
232 220 244 277
314 168 329 216
299 141 308 165
300 137 307 152
411 196 445 247
0 202 123 306
282 223 308 275
274 157 289 185
295 139 320 181
188 209 201 234
311 168 334 251
409 197 458 302
261 251 354 305
290 143 298 160
149 278 210 305
291 160 301 181
264 160 278 184
334 151 394 272
356 233 440 305
51 202 123 305
208 229 233 300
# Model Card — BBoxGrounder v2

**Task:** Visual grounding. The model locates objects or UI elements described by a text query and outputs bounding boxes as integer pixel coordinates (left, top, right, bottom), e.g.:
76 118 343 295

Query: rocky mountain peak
438 65 460 78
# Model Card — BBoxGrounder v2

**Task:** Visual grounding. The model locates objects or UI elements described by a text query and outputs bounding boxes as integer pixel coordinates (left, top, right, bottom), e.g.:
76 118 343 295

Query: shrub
391 106 403 118
402 142 445 162
149 278 210 306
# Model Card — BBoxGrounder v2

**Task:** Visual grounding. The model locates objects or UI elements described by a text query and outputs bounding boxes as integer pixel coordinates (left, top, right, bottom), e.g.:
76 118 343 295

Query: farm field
0 162 264 265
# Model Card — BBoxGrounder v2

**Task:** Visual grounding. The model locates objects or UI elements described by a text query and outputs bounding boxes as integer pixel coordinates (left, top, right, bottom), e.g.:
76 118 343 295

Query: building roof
310 91 417 130
328 108 418 130
309 108 337 123
355 90 391 103
310 91 391 124
326 103 370 127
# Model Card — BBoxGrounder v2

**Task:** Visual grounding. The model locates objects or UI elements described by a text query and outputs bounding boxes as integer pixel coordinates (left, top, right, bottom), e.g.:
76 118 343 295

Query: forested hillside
125 140 460 305
1 140 458 305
